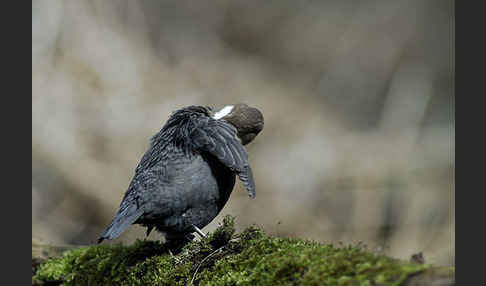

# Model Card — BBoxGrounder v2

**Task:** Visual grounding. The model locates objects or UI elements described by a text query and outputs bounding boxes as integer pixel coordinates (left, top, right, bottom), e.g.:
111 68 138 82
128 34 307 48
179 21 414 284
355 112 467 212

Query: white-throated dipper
98 104 264 247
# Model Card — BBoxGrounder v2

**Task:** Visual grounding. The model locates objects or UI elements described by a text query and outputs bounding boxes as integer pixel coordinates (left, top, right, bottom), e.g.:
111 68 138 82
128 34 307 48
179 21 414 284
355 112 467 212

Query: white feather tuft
213 105 234 119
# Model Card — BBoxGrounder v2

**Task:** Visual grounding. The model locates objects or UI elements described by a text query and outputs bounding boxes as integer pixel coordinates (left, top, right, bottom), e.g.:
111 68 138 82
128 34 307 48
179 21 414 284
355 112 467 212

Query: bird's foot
146 226 154 237
192 224 207 238
164 234 194 255
185 233 195 241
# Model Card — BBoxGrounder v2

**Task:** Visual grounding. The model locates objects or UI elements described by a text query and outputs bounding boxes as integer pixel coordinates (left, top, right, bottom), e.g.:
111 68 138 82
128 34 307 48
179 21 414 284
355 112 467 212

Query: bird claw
192 224 207 238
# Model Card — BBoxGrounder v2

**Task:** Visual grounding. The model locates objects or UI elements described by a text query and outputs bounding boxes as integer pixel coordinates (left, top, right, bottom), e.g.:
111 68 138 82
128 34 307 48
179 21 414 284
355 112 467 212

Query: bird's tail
98 202 144 243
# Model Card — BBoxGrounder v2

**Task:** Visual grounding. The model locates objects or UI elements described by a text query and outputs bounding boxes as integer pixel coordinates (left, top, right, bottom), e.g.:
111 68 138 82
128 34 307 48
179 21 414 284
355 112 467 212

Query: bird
98 104 264 248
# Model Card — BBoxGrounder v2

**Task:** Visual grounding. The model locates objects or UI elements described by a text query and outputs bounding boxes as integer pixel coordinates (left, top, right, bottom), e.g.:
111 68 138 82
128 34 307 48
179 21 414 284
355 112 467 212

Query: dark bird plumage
98 104 263 245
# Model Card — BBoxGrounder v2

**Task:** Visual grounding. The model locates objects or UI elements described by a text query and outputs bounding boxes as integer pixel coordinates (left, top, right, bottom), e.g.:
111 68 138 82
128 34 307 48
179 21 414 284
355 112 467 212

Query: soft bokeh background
32 0 454 266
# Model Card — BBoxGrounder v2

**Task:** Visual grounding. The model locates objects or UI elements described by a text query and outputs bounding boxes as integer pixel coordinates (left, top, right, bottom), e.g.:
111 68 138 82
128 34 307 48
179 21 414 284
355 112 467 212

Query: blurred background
32 0 454 266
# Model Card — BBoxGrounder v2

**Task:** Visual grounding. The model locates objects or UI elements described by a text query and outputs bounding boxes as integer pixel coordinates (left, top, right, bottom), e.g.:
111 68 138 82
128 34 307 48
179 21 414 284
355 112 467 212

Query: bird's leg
146 226 154 237
192 224 207 238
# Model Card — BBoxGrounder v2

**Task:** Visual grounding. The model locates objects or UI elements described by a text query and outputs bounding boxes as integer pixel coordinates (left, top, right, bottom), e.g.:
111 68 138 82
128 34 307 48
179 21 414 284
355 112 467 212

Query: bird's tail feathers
98 203 143 243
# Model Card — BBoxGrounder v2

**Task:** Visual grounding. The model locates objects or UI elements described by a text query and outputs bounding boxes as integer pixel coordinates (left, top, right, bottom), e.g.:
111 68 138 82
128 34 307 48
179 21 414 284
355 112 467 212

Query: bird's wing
191 118 256 199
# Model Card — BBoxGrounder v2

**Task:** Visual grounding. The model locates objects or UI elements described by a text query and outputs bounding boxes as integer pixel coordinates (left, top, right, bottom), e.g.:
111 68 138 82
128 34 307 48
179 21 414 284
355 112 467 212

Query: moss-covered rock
33 215 452 286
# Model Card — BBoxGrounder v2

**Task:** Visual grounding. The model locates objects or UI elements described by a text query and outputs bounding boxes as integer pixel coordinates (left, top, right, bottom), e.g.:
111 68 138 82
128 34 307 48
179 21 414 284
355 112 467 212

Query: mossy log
33 216 454 286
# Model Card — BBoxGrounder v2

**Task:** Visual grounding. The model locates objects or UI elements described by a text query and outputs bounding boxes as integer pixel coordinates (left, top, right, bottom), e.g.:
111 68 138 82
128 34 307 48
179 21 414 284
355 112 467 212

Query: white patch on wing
213 105 234 119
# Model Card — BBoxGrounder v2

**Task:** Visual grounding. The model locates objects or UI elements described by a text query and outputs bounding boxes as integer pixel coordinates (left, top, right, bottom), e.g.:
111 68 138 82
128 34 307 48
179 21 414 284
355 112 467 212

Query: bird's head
212 104 264 145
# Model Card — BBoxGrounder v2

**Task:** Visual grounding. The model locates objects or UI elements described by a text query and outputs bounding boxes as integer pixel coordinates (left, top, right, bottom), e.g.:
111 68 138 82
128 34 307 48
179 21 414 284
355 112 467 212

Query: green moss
207 215 236 249
34 215 434 286
34 240 170 285
197 227 428 286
